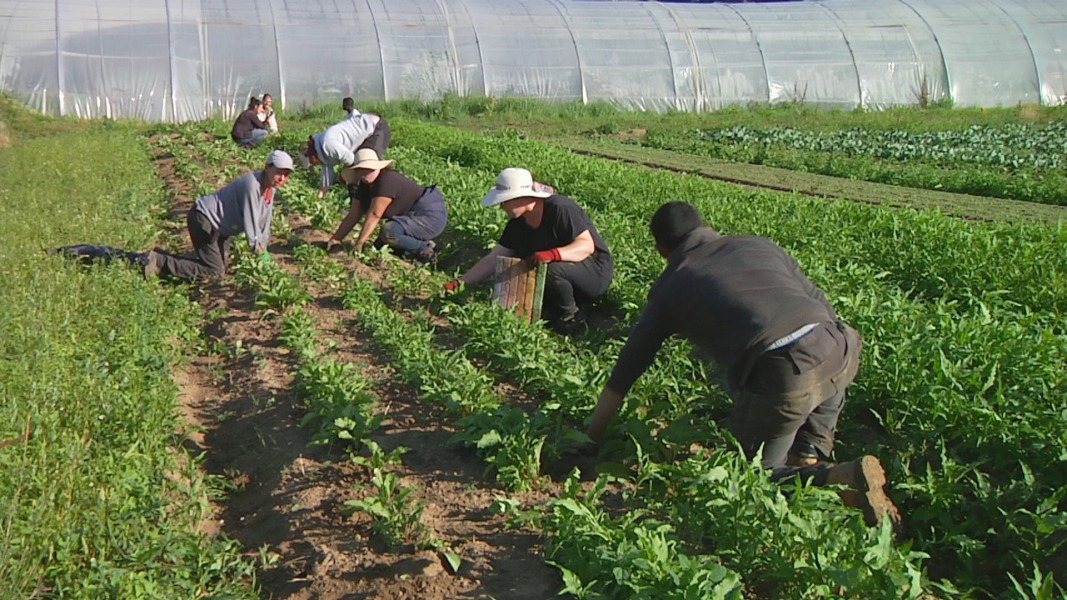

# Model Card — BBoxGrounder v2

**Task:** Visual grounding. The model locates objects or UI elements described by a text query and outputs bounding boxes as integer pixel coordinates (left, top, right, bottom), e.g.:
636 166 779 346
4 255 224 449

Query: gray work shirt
607 227 838 395
194 171 274 251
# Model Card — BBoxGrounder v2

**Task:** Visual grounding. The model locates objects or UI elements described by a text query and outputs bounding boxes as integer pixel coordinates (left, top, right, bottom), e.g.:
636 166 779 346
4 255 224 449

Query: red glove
443 279 461 292
530 248 562 264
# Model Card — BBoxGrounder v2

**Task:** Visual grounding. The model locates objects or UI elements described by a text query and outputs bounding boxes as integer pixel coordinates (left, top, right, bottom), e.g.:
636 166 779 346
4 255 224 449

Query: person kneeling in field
444 167 614 336
325 149 447 265
581 201 900 528
299 111 391 199
143 150 293 281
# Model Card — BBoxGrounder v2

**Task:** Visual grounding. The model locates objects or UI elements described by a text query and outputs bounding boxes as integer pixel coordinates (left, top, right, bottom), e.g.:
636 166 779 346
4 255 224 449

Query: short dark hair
650 201 705 250
342 97 354 111
246 96 261 110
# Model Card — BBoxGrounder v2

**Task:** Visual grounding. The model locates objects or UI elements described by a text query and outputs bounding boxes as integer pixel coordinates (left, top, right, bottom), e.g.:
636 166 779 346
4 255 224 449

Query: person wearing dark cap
445 167 613 335
144 150 293 281
299 112 391 198
231 97 269 147
580 201 900 528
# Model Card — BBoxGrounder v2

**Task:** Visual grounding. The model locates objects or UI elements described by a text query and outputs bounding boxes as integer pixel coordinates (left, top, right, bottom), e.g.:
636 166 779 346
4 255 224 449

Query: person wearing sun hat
299 111 391 198
325 148 447 264
143 150 293 281
445 167 613 335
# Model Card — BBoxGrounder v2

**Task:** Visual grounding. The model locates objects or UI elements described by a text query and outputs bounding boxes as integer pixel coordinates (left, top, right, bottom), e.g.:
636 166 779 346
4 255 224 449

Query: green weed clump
0 123 257 596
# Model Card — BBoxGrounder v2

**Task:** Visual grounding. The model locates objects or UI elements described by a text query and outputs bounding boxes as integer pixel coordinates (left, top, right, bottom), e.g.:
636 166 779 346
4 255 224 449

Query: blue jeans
380 220 429 254
234 129 268 147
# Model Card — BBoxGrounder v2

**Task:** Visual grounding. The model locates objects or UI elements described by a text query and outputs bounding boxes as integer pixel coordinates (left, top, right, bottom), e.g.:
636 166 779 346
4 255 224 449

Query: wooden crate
492 256 547 323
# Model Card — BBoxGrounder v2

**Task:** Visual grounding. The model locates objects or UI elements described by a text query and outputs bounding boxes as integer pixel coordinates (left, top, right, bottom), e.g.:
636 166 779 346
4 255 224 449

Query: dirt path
151 136 561 599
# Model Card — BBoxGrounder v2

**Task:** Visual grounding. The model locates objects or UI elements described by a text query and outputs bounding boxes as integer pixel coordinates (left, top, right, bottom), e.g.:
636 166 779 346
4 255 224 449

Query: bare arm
330 201 365 245
354 196 392 251
459 244 514 285
557 229 596 262
586 386 625 446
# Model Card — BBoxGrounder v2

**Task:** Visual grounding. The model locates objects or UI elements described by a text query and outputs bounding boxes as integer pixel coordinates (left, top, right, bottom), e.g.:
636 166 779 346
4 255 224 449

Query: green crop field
1 94 1064 599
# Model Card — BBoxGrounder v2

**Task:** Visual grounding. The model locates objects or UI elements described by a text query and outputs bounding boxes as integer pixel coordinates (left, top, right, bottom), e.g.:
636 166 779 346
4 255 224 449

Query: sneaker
413 241 437 266
826 455 901 528
143 250 164 279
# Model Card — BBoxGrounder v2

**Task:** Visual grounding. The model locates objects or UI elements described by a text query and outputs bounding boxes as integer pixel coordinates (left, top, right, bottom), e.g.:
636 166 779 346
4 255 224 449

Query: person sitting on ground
259 93 279 134
580 201 900 527
325 149 447 265
231 97 269 147
342 96 358 118
299 111 391 198
144 150 293 281
445 167 613 335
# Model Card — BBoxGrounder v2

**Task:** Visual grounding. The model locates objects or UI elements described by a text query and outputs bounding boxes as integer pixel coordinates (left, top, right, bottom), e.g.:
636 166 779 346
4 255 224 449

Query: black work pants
730 320 861 485
358 117 391 157
542 251 613 320
156 209 231 281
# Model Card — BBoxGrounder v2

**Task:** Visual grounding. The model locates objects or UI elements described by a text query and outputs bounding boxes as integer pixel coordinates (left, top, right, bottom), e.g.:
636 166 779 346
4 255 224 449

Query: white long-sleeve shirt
315 113 380 188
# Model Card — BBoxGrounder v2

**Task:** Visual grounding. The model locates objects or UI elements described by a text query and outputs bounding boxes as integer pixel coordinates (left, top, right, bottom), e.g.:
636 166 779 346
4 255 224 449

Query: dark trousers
730 321 861 485
156 209 231 281
543 251 613 320
358 118 391 157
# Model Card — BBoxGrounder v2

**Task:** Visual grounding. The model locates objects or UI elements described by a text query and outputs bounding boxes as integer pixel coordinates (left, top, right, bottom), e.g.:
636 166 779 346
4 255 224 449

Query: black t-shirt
498 195 609 258
350 169 425 218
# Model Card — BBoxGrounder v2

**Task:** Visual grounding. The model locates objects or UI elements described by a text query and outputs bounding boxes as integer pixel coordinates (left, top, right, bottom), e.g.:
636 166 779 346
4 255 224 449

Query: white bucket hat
340 148 394 184
481 167 555 207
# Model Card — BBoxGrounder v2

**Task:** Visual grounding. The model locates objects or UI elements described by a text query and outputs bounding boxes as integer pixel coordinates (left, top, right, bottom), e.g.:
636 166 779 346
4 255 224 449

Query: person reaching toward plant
143 150 293 281
445 167 613 336
299 110 391 199
579 201 900 528
325 149 447 265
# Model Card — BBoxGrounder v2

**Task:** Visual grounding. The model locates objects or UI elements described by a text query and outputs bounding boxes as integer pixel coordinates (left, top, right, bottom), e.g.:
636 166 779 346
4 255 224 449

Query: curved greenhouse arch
0 0 1064 121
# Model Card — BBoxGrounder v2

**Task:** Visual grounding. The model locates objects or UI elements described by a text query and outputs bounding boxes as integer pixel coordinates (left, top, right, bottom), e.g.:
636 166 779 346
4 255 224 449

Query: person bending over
144 150 293 280
326 149 447 265
581 201 899 527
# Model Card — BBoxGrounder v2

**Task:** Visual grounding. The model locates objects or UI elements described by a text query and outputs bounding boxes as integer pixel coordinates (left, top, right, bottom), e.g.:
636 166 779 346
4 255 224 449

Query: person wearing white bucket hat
299 111 392 198
445 167 613 335
144 150 293 281
325 149 447 264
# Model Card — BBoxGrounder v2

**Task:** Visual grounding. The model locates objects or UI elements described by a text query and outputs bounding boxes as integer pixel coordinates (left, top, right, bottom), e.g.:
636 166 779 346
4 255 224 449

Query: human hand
443 279 461 292
528 248 561 265
317 187 327 199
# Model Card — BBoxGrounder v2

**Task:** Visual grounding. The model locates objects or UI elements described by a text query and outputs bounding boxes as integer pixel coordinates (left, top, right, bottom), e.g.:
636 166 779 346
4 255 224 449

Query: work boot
787 439 821 467
826 455 901 528
143 250 164 279
551 312 587 337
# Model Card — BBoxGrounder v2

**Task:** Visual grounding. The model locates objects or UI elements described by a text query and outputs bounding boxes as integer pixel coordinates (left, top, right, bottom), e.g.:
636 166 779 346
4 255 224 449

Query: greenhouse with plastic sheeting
1 0 1065 122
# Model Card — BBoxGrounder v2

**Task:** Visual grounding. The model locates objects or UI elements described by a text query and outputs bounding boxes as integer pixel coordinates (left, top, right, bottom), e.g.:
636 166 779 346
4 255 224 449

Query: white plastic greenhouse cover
0 0 1064 122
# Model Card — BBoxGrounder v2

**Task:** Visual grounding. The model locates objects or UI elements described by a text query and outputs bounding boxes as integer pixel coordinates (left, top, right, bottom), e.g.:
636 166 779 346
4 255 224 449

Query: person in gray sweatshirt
143 150 293 280
299 112 391 198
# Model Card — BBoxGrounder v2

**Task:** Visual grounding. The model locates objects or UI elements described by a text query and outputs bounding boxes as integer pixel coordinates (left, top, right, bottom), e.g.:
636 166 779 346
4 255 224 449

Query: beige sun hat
481 167 555 207
340 148 394 184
